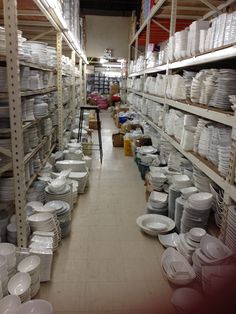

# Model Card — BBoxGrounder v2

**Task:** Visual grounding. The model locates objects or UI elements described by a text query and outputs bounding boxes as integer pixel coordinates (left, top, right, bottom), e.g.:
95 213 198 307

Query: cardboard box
135 137 152 147
112 133 124 147
89 119 99 130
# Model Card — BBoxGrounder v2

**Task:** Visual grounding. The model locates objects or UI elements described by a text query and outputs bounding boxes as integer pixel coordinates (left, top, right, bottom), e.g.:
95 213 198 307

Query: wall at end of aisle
85 15 130 58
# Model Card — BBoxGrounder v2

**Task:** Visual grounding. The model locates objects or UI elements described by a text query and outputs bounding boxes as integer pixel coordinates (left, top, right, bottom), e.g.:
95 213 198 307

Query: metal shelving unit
0 0 87 247
128 0 236 241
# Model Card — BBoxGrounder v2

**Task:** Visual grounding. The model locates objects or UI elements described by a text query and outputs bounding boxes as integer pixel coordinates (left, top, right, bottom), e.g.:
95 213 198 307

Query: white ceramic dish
8 272 31 296
0 295 21 314
15 299 53 314
55 160 86 172
161 247 196 285
158 233 180 248
136 214 175 236
17 255 40 274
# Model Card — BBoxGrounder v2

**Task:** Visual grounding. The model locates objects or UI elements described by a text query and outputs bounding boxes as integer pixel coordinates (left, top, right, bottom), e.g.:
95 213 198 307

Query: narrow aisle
39 111 175 314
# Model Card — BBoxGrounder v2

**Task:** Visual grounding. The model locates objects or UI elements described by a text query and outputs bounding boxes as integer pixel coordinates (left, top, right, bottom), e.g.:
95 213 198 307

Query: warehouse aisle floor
38 111 176 314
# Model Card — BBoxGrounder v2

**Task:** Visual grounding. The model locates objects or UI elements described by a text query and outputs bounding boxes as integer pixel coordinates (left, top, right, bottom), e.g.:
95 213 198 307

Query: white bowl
136 214 175 236
48 178 66 193
15 299 53 314
8 272 31 296
0 243 16 261
189 227 206 241
158 233 180 248
0 295 21 314
55 160 86 172
17 255 40 274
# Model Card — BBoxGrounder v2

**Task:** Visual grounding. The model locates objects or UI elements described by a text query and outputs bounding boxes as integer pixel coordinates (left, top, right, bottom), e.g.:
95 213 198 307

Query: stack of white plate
7 223 17 245
218 145 231 177
172 175 192 190
17 255 40 298
31 231 58 253
8 272 31 302
136 214 175 236
0 138 11 150
45 201 72 238
47 46 57 68
225 205 236 253
146 191 168 215
55 160 87 172
25 201 43 217
0 210 9 242
177 228 206 264
22 98 35 121
149 172 167 191
40 118 53 136
45 184 72 209
25 41 48 67
193 167 212 192
0 255 8 297
181 193 213 233
161 247 196 285
192 234 234 282
27 127 39 148
0 243 16 279
180 186 198 200
32 180 47 203
0 178 14 202
34 102 49 118
193 119 209 153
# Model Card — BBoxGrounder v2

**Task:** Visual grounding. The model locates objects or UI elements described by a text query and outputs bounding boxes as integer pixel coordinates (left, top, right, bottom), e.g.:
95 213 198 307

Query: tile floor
38 112 176 314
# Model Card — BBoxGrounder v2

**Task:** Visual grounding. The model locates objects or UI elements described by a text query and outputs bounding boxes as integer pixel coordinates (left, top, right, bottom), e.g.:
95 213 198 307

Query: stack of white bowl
0 255 8 297
192 234 234 282
146 191 168 215
136 214 175 236
0 243 16 279
17 255 40 298
8 272 31 302
54 171 89 194
177 228 206 263
32 206 61 247
161 247 196 285
0 295 21 313
175 187 198 232
28 213 60 248
6 223 17 245
181 192 213 233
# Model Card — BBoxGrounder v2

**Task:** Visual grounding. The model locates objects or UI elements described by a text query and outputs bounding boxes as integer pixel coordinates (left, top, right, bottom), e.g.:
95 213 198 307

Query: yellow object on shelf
124 137 133 157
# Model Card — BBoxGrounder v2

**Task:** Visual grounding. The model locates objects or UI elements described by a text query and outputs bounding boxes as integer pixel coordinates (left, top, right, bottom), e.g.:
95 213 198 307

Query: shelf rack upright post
3 0 28 247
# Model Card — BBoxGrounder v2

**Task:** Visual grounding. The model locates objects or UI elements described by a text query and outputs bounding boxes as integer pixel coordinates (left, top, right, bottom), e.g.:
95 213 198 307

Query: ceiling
80 0 141 17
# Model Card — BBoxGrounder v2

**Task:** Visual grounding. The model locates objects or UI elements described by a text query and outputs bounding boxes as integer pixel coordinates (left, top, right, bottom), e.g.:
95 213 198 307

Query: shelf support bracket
152 19 170 33
30 28 54 41
170 0 177 36
3 0 28 247
200 0 222 15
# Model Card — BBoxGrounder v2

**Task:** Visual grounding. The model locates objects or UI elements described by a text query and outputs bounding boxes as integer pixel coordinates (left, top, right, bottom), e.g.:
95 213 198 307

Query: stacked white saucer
0 255 8 297
0 243 16 279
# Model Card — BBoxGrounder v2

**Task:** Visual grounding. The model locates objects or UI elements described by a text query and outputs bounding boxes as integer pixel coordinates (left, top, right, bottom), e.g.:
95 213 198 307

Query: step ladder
77 105 103 163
